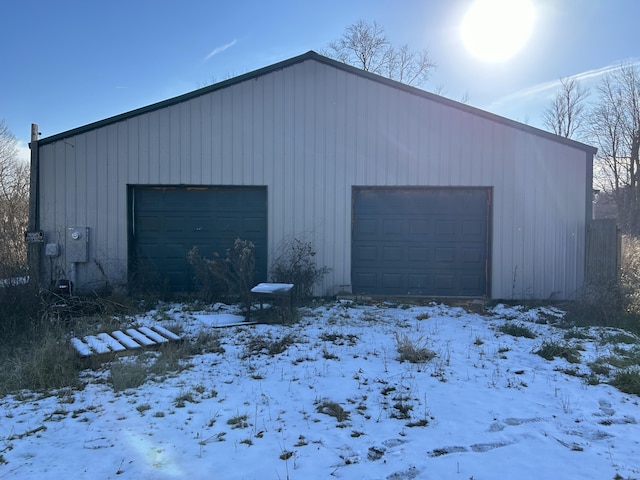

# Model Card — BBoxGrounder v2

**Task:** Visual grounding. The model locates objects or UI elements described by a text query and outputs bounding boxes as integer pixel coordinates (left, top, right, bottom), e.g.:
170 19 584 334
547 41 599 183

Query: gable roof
38 50 597 155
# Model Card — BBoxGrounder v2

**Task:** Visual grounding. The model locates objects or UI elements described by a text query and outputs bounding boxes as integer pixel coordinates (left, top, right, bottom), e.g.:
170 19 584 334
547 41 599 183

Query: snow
0 277 29 288
1 301 639 479
192 313 253 328
111 330 144 349
250 283 294 294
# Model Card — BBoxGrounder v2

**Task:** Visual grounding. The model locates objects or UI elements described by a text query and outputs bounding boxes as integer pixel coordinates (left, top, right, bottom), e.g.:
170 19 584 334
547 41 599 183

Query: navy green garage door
130 186 267 291
352 187 490 296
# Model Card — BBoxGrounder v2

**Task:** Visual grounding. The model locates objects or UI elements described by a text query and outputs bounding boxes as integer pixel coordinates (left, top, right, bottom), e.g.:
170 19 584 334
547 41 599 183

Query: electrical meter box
66 227 89 262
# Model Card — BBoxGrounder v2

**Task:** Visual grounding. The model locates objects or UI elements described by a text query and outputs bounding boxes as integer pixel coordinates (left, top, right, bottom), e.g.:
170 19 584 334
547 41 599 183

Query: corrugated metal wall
38 57 590 299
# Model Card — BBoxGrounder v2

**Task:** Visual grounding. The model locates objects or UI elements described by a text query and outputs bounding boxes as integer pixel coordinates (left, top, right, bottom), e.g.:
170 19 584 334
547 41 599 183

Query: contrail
204 39 237 61
488 57 640 109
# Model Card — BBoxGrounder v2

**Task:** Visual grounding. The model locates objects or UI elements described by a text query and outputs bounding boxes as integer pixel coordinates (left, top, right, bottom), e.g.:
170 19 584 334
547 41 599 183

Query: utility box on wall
67 227 89 262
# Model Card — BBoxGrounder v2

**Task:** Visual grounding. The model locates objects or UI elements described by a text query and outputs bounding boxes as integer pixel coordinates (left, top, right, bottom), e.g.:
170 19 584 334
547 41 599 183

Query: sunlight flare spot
125 432 183 477
461 0 535 62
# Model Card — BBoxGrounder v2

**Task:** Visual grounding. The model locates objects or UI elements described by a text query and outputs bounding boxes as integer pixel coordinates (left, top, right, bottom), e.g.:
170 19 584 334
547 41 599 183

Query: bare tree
0 119 29 277
543 77 589 139
325 20 436 87
589 64 640 234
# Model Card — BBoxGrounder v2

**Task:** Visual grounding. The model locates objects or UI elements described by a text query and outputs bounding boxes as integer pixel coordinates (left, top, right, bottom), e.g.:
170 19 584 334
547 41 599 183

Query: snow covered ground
1 300 639 479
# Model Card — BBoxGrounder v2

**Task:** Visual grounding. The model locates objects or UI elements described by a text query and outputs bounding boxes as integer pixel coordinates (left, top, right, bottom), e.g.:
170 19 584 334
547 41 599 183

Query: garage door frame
127 184 268 292
351 186 492 297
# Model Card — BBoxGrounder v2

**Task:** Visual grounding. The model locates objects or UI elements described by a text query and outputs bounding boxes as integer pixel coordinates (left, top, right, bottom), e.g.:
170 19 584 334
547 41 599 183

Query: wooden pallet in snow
71 325 180 357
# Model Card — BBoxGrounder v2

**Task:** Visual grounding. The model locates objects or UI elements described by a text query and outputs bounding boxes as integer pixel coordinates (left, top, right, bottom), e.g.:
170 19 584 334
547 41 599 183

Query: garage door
352 187 490 296
130 186 267 292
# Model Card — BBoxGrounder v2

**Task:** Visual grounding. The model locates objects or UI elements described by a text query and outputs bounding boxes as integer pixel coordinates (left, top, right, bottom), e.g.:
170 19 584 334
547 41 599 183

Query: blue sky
2 0 639 162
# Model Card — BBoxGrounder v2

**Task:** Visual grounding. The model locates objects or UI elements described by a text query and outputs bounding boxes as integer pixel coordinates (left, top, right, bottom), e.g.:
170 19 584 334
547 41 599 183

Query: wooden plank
111 330 142 349
138 326 169 343
125 328 156 346
71 338 92 357
96 332 127 352
72 326 180 357
586 219 621 283
82 335 111 354
151 325 181 341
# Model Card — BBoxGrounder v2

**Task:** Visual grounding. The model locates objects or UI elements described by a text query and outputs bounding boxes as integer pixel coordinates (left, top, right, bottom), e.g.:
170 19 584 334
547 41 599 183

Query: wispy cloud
487 57 640 110
203 40 237 62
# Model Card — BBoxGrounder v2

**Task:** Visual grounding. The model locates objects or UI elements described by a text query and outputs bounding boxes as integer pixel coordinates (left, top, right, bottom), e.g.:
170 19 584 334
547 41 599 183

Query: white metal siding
38 57 589 299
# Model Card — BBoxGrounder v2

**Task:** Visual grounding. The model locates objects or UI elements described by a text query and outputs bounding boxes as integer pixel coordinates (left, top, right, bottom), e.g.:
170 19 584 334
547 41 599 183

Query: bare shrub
621 236 640 314
0 119 29 279
129 255 173 300
566 235 640 333
572 280 625 325
0 282 44 341
270 238 330 302
187 238 255 310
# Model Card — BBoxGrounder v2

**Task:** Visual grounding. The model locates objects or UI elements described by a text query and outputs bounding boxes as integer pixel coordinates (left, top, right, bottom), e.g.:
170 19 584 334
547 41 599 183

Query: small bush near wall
186 247 227 303
0 282 43 341
566 235 640 334
270 238 330 302
187 238 255 310
621 236 640 315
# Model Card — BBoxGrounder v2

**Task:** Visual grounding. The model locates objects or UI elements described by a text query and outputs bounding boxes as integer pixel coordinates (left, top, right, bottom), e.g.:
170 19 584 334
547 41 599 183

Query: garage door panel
216 216 241 232
352 187 489 296
354 218 377 236
383 219 406 236
461 247 483 264
353 272 378 289
382 273 403 289
408 246 430 262
355 245 377 262
409 220 429 235
461 274 483 292
137 215 161 233
407 273 430 292
434 274 455 290
165 215 191 233
137 245 163 257
463 220 484 236
382 246 403 262
435 247 456 264
243 217 265 232
434 220 457 238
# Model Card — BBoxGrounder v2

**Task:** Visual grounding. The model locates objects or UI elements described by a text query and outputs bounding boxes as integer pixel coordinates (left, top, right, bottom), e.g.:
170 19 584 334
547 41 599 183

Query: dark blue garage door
352 187 490 296
131 186 267 292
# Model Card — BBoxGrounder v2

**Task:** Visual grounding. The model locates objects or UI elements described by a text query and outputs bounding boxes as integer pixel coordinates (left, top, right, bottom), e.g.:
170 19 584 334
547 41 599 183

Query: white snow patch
1 301 639 480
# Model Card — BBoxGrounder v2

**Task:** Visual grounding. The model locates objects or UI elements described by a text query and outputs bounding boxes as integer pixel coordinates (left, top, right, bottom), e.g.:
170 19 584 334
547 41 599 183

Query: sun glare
461 0 535 63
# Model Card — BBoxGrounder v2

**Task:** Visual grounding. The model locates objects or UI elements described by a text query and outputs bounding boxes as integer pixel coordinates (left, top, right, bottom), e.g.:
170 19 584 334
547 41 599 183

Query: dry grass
242 332 298 358
0 326 83 395
534 340 581 364
394 332 436 363
498 323 537 339
316 399 350 422
609 368 640 395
